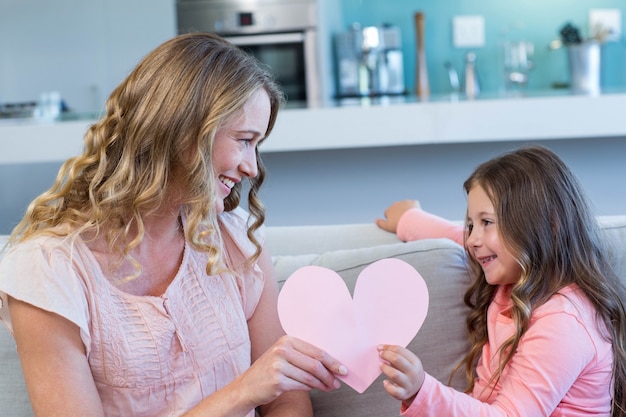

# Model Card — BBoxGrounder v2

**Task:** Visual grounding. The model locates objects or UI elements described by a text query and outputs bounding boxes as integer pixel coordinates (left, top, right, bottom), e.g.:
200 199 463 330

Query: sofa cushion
273 238 472 417
600 216 626 282
0 237 34 416
0 325 33 416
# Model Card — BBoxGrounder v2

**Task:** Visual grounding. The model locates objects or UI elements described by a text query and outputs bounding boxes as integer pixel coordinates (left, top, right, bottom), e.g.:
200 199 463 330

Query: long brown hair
9 33 285 274
457 146 626 416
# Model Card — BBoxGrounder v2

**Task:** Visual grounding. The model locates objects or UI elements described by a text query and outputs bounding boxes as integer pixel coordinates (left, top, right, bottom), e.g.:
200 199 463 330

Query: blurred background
1 0 625 114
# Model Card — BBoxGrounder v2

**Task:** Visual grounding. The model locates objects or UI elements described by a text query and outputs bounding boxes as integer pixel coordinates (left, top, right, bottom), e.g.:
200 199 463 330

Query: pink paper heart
277 258 429 393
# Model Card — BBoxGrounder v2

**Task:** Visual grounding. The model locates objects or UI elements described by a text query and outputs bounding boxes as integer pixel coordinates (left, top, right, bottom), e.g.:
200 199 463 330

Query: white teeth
220 176 234 189
481 256 496 264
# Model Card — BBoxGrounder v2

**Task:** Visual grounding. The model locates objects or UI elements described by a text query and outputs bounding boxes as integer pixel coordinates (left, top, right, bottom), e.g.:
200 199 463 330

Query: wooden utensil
414 11 430 99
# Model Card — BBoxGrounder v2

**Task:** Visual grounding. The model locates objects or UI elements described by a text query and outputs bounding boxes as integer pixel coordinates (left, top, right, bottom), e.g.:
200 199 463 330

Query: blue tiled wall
339 0 626 96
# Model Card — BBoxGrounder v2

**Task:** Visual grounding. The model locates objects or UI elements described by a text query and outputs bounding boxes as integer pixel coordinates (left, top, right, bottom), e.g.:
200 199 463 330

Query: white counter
2 92 626 164
264 92 626 152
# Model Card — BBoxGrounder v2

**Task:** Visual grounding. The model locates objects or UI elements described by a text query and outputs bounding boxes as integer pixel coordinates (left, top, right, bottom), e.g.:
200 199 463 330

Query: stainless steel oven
176 0 325 108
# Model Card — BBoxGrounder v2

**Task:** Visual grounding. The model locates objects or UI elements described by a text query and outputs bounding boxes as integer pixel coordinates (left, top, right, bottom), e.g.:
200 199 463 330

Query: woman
0 33 345 417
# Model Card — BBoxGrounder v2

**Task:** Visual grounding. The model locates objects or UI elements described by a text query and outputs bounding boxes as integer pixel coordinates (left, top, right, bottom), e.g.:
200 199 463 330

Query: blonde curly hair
10 33 285 276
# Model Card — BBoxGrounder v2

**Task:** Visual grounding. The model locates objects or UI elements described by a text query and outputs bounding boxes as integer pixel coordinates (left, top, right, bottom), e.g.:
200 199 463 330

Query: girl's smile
466 185 521 286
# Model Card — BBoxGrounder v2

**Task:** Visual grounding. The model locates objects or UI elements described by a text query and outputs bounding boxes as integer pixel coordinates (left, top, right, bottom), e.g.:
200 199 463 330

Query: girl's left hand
375 200 421 233
378 344 425 407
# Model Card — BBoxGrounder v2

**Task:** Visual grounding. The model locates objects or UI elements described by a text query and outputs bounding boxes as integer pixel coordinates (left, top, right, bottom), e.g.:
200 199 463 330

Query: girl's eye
482 219 493 226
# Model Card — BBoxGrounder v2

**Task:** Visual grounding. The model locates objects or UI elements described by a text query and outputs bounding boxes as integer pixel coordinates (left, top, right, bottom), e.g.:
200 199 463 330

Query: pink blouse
0 208 265 417
401 285 613 416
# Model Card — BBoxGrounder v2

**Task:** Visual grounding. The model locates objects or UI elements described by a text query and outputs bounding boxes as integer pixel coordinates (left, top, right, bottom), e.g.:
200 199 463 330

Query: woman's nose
239 150 258 178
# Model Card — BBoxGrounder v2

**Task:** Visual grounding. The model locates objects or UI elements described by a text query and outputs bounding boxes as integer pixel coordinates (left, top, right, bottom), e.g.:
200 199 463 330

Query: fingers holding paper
378 344 425 405
241 335 347 405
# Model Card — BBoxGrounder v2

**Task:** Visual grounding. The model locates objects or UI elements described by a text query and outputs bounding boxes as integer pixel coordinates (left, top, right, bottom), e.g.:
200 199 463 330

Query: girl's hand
236 335 347 408
375 200 421 233
378 344 425 407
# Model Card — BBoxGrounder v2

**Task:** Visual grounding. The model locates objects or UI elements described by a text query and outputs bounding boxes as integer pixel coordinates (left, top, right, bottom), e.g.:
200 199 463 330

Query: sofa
2 216 626 416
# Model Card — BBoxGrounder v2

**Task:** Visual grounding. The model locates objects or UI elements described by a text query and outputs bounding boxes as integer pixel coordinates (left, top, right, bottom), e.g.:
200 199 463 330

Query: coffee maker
335 24 405 98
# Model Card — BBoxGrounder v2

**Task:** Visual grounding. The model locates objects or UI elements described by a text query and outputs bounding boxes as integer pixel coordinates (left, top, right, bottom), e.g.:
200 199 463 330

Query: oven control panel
177 1 316 35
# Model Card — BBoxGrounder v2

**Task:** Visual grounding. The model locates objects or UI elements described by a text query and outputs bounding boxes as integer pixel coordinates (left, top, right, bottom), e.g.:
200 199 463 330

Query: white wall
0 0 176 113
2 136 624 234
258 137 626 226
1 1 624 233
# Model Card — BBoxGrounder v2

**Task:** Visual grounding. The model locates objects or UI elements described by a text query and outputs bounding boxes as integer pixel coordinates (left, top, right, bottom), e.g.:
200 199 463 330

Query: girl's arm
380 303 608 417
376 200 464 245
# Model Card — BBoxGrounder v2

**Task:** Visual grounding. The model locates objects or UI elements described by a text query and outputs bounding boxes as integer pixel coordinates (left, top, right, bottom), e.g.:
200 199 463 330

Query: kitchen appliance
414 12 429 99
464 52 480 99
334 24 405 98
176 0 332 108
567 41 601 95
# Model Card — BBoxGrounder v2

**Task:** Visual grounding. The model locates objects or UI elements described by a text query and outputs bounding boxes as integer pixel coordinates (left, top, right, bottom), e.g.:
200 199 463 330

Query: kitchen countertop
263 89 626 152
2 90 626 164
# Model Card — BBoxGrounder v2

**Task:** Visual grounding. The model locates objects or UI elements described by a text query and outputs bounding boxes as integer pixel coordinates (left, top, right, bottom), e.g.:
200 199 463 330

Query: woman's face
465 184 522 286
212 89 271 214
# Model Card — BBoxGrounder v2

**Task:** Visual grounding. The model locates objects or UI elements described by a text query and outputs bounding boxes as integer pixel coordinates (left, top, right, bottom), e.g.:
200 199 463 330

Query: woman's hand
378 344 425 408
375 200 421 233
237 335 346 409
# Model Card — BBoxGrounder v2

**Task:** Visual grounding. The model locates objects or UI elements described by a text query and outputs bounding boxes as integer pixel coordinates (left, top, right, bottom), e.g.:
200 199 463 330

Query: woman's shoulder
3 233 75 260
219 206 250 224
0 233 93 278
219 207 265 240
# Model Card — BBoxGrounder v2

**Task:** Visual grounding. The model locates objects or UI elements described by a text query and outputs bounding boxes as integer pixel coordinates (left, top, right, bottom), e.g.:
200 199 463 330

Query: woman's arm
9 297 106 417
251 245 345 416
184 245 346 417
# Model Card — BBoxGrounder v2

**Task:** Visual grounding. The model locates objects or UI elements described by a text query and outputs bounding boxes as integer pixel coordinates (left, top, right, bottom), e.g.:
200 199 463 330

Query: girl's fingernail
334 379 341 389
338 365 348 375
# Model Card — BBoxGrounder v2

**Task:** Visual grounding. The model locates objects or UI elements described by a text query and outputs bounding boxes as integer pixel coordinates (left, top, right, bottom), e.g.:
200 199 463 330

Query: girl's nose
466 229 480 247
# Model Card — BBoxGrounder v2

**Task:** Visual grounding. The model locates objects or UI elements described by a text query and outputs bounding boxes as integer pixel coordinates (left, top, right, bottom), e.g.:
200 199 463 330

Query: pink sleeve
400 373 510 417
396 208 464 246
400 299 611 417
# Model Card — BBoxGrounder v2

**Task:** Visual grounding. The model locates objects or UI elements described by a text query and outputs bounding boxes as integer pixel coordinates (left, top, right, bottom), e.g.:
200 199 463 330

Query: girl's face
466 184 522 286
211 89 271 214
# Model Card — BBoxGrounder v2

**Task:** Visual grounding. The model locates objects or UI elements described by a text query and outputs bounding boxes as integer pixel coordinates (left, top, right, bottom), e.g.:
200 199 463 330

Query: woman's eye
237 138 254 147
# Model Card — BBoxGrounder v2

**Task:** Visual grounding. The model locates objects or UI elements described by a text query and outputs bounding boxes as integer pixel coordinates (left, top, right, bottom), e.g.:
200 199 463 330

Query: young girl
376 146 626 416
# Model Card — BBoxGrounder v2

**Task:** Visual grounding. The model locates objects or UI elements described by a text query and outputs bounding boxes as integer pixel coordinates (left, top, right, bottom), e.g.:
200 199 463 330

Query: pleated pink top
0 208 265 417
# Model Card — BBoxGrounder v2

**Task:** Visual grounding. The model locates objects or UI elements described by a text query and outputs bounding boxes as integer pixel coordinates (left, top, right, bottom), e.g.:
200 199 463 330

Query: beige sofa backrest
266 216 626 417
0 215 625 417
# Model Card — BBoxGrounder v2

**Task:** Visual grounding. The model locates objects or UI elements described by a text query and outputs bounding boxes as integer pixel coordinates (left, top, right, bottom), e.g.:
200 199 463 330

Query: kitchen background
342 0 626 95
1 0 626 234
1 0 625 113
